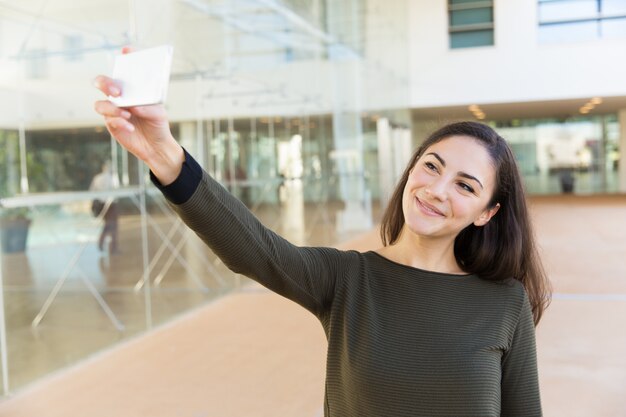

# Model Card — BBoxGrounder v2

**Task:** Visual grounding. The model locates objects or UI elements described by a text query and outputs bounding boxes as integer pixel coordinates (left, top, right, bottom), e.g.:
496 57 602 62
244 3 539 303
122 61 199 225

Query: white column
376 118 393 206
178 121 198 158
618 109 626 193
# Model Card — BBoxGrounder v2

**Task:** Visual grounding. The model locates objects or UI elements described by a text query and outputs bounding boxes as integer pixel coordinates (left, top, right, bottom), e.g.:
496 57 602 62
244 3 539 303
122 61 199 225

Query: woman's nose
425 178 449 201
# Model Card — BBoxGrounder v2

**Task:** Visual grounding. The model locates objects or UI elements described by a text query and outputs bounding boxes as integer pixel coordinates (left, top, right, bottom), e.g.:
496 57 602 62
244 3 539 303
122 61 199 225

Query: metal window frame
539 13 626 26
448 1 494 12
449 22 494 33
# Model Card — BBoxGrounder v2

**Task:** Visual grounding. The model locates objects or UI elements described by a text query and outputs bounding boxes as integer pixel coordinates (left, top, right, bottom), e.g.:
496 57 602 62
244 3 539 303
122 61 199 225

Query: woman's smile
415 196 445 217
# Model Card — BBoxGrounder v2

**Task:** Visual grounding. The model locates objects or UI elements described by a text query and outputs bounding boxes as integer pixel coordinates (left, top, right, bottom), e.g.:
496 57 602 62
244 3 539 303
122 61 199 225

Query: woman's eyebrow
425 152 484 189
426 152 446 166
459 172 484 189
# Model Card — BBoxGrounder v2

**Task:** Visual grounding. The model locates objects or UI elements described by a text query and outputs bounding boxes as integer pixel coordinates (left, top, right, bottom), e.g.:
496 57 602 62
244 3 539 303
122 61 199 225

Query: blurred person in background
89 160 119 254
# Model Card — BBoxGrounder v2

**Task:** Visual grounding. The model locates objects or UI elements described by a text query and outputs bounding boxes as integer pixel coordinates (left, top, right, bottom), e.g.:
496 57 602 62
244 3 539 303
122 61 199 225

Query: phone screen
108 45 174 107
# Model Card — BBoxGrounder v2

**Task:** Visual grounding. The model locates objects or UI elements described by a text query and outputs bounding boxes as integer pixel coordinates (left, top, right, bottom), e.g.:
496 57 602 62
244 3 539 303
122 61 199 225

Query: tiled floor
529 195 626 416
0 193 625 416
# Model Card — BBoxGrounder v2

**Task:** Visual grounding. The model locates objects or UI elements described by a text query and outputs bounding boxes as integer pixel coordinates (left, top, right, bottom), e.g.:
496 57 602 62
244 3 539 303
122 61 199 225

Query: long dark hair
380 121 551 325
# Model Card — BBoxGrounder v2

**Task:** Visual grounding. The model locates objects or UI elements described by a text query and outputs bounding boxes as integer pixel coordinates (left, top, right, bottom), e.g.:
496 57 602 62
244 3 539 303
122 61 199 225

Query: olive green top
152 150 542 417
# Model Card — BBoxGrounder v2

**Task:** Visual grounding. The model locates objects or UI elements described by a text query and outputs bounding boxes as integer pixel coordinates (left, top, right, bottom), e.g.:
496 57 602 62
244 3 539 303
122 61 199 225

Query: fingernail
120 110 131 119
126 124 135 132
110 86 120 96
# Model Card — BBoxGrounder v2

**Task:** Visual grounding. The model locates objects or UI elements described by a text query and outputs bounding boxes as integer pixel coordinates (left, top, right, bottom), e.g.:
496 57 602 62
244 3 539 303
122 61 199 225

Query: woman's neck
377 229 464 274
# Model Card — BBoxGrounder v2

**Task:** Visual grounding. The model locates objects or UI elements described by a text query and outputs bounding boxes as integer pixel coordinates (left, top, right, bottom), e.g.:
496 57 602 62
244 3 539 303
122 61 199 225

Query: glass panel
605 116 620 192
1 0 134 392
0 0 411 397
450 8 493 26
539 20 599 42
602 0 626 14
497 117 617 194
0 130 20 199
25 129 111 192
601 17 626 38
539 0 598 22
450 29 494 48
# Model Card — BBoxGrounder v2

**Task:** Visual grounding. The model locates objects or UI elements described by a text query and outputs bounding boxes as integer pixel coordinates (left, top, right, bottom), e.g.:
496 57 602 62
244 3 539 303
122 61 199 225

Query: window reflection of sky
538 0 626 43
539 21 598 43
539 0 597 22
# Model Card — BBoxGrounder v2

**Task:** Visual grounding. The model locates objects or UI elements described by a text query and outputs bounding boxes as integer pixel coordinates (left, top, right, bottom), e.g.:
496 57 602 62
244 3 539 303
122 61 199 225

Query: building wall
408 0 626 107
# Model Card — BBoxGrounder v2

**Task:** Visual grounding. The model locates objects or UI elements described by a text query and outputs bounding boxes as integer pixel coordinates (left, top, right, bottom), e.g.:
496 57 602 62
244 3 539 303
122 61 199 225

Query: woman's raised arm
93 68 349 317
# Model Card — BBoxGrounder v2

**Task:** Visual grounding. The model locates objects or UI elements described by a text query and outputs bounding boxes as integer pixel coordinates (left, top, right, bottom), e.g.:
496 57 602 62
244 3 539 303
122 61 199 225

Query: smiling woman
380 121 551 324
94 68 551 416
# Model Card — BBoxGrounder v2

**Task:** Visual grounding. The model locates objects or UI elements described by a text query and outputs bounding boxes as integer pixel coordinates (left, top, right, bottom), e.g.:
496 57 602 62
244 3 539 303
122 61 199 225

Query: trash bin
559 169 575 194
0 218 31 253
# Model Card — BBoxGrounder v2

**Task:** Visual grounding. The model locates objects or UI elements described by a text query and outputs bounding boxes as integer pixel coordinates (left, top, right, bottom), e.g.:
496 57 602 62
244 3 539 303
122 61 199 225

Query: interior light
468 105 480 112
590 97 603 105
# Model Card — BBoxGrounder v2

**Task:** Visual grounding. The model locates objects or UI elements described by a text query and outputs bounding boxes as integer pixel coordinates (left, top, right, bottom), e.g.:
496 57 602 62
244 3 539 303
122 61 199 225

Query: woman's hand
93 49 184 185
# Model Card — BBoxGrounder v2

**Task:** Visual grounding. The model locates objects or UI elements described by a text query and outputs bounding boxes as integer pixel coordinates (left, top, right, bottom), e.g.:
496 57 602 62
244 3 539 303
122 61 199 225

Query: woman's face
402 135 500 240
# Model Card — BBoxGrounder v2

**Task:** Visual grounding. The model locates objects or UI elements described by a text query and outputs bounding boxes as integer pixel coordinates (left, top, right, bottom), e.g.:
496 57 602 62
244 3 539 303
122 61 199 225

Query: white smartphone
108 45 174 107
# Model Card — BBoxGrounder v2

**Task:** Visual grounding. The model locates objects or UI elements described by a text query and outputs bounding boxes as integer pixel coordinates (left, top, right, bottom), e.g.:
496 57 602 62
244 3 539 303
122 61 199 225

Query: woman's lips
416 196 445 217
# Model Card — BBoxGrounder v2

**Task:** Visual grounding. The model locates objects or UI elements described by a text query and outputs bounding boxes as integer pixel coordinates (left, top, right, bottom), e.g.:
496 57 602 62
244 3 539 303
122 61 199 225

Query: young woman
94 74 550 417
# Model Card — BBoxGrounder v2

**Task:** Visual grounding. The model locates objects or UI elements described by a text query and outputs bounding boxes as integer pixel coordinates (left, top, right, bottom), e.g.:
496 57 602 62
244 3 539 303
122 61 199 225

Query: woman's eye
424 162 438 172
458 182 475 193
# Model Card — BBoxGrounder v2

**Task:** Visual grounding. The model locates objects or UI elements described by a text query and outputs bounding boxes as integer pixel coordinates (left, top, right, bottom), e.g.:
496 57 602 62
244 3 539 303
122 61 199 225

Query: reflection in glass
538 0 626 42
450 30 494 48
602 18 626 38
450 8 493 26
603 0 626 14
0 0 411 396
539 0 597 22
539 21 599 43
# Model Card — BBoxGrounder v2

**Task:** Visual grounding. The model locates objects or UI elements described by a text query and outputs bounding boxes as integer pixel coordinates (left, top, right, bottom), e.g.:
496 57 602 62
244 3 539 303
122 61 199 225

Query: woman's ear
474 203 500 227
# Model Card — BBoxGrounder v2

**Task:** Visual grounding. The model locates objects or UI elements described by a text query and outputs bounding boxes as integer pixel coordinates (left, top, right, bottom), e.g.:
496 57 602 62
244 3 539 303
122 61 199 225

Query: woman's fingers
93 47 133 97
93 75 122 97
104 116 135 133
127 103 167 120
94 100 131 119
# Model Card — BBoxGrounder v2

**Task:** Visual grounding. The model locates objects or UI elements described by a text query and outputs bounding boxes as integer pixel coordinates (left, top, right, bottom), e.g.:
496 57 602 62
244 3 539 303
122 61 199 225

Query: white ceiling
412 95 626 122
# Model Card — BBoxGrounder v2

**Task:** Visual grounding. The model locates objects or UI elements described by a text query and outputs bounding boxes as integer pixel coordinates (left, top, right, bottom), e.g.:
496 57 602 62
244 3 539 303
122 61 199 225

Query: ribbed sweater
151 150 542 417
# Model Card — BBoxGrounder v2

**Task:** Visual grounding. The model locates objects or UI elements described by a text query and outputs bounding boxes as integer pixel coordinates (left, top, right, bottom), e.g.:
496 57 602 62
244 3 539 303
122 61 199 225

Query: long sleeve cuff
149 148 203 205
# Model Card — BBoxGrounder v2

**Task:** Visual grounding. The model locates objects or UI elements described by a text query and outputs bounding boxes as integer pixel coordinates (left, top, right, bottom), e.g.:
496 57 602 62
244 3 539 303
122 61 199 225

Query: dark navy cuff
150 148 203 205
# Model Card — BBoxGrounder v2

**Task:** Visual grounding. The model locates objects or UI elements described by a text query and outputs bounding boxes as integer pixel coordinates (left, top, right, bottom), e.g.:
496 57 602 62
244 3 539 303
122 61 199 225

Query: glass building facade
0 0 413 395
